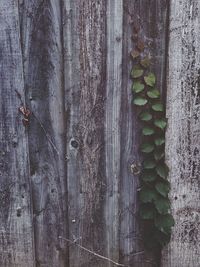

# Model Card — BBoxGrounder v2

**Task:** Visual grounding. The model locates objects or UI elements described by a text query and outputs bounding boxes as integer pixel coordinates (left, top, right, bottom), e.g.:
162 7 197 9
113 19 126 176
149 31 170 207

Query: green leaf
155 181 170 197
147 89 160 99
132 81 145 93
154 137 165 146
139 111 152 121
144 72 156 87
140 204 155 219
141 143 154 153
156 164 169 179
143 159 156 169
140 57 151 68
133 97 148 106
141 170 157 182
131 50 140 59
142 127 155 136
140 187 158 203
154 149 165 161
152 103 164 112
131 66 144 78
154 118 167 130
155 197 170 214
155 214 175 233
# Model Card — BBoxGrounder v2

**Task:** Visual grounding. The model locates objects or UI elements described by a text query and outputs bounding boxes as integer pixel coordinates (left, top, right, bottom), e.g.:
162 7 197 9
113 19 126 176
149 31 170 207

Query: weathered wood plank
120 1 169 266
162 1 200 266
130 0 169 96
105 0 123 266
63 1 107 266
19 1 68 266
0 1 35 266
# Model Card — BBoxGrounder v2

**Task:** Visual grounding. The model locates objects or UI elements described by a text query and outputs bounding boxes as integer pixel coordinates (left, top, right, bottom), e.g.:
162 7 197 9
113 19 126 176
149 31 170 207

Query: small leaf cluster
130 28 174 249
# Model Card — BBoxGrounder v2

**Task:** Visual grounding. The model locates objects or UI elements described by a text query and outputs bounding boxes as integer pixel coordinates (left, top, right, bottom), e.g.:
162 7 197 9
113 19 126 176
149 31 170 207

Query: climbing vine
130 25 174 249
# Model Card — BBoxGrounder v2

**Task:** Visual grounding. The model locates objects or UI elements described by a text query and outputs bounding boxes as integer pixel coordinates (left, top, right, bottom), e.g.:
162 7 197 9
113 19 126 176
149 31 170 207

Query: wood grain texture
19 1 68 266
121 1 169 266
105 0 123 265
63 0 169 266
162 1 200 266
0 0 180 266
130 0 169 97
63 0 107 266
0 1 35 266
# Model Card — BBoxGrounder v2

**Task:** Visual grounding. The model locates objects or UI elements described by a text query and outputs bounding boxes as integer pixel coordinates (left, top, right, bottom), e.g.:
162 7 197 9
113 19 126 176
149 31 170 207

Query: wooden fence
0 0 199 266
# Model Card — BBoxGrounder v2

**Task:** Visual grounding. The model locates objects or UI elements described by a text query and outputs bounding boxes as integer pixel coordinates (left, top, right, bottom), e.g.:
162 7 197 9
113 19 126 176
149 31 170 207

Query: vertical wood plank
20 1 68 266
120 1 141 265
120 1 169 266
63 0 107 266
105 0 123 265
130 0 169 96
162 0 200 266
0 1 35 266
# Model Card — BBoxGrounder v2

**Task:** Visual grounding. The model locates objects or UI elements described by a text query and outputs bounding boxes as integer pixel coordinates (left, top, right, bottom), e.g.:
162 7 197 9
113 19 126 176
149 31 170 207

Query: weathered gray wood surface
0 0 35 266
63 0 108 266
63 1 169 267
162 1 200 266
122 1 169 266
19 1 68 266
2 0 199 267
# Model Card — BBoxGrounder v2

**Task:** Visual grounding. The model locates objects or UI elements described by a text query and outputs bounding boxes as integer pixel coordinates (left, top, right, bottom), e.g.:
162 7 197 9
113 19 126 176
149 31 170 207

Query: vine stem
15 90 60 157
32 112 60 156
59 236 144 266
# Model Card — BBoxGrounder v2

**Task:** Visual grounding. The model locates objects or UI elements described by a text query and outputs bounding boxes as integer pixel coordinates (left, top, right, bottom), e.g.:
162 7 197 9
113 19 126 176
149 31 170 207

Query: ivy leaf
140 204 155 219
155 214 175 234
141 143 154 153
155 181 170 197
154 149 165 161
131 66 144 78
152 103 164 112
156 164 169 179
147 89 160 99
141 170 157 182
143 159 156 169
132 81 145 93
140 57 151 68
142 127 155 136
133 97 148 106
154 137 165 146
141 173 157 182
131 50 140 59
155 197 170 214
154 118 167 130
139 111 152 121
144 73 156 87
140 187 158 203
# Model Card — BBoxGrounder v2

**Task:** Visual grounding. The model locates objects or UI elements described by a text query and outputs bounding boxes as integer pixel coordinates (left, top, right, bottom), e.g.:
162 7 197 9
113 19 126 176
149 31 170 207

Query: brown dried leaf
137 40 145 51
131 50 140 59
